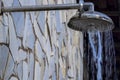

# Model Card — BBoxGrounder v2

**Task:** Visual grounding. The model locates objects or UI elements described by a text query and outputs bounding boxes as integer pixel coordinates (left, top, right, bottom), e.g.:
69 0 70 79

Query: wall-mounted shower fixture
68 0 114 32
0 0 114 32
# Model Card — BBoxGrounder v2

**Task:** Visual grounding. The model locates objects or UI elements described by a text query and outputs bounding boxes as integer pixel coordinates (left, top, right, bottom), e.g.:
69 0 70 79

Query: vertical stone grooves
8 47 15 63
55 63 58 80
58 61 61 80
37 21 44 36
37 11 46 36
33 32 36 80
46 17 53 51
32 25 37 41
33 19 46 54
33 52 35 80
29 12 35 26
17 0 21 6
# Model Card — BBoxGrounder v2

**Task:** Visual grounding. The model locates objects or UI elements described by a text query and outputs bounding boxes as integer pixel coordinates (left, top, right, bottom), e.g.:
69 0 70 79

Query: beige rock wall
0 0 83 80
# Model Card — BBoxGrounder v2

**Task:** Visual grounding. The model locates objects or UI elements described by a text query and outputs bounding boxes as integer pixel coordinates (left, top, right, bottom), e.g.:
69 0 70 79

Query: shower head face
68 11 114 32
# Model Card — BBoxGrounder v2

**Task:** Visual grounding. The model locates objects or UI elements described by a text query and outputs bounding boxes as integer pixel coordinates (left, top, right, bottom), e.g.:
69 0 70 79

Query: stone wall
0 0 83 80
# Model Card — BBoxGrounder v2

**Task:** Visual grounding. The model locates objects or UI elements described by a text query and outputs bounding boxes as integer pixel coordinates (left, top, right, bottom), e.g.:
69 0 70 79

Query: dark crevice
37 20 44 36
46 12 53 51
8 74 20 80
76 0 79 3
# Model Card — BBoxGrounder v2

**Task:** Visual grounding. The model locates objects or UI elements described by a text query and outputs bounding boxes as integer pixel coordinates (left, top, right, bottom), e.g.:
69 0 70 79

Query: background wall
0 0 84 80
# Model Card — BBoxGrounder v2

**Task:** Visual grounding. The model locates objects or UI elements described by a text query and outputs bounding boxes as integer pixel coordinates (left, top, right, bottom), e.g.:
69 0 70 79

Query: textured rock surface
0 0 83 80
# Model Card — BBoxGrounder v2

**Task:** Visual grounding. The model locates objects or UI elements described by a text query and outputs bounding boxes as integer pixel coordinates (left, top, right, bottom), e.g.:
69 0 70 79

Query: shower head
68 11 114 32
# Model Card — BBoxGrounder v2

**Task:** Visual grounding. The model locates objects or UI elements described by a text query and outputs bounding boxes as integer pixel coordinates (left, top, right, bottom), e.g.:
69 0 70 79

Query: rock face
0 0 83 80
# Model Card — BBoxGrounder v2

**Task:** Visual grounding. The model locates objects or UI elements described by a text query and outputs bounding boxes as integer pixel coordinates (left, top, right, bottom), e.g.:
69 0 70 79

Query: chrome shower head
68 11 114 32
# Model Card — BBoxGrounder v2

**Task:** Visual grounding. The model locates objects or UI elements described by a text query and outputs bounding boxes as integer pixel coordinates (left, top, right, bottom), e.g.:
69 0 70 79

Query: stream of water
85 31 118 80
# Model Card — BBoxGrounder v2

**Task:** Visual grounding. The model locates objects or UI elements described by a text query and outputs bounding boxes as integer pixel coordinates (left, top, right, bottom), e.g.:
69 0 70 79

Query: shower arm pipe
84 2 94 11
0 2 94 14
79 0 84 11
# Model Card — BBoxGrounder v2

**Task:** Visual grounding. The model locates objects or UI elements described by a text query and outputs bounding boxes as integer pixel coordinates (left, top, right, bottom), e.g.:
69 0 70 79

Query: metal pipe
84 2 94 11
1 3 91 13
79 0 84 13
79 0 84 3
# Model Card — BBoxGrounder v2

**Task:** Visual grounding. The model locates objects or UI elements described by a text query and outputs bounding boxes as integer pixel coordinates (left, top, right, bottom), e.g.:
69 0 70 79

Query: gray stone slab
17 62 23 80
28 53 34 80
0 14 9 44
8 14 19 62
0 45 9 78
11 0 24 37
2 0 13 6
9 77 18 80
4 52 14 80
55 11 62 33
19 0 35 6
22 61 28 80
23 13 35 51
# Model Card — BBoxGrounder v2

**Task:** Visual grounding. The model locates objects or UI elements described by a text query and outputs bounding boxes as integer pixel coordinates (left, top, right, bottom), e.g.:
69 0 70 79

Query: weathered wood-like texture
0 0 83 80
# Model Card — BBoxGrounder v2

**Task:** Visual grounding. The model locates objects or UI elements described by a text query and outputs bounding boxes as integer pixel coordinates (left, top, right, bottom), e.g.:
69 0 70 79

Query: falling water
88 31 102 80
84 31 118 80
